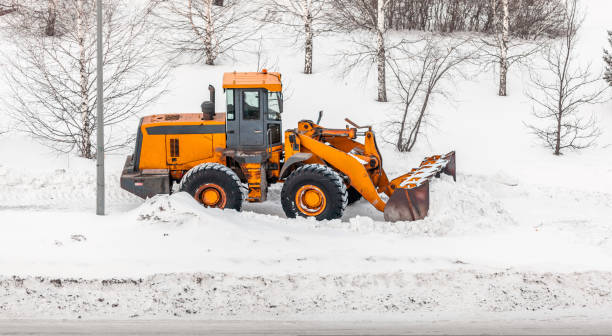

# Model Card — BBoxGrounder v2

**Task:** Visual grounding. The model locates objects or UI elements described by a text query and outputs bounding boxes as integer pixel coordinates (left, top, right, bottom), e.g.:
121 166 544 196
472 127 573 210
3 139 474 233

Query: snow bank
0 150 141 212
1 270 611 319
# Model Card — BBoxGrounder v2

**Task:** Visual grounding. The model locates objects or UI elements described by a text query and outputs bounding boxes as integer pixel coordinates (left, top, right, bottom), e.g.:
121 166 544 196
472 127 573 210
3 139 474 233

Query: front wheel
281 164 347 220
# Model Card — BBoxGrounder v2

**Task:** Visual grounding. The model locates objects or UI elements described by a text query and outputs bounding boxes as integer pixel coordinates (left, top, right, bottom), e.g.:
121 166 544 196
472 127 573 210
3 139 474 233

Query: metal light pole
96 0 105 215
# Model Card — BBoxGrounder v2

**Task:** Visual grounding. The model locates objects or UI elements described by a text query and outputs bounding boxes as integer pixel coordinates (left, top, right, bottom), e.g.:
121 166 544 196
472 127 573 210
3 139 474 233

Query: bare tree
495 0 509 96
605 30 612 87
262 0 328 74
253 34 279 72
526 0 609 155
375 0 389 102
478 0 543 97
387 36 473 152
328 0 390 102
1 0 169 159
148 0 257 66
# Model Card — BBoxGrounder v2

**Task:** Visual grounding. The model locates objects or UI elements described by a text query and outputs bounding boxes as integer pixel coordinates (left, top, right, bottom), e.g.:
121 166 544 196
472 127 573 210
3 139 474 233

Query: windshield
267 92 281 121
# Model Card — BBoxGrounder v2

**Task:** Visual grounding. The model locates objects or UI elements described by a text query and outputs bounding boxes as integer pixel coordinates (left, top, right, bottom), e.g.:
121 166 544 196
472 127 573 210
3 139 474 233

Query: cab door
238 89 265 149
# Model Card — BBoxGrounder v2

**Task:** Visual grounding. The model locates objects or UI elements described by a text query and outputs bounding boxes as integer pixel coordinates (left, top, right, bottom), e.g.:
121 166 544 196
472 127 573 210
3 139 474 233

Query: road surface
1 319 612 335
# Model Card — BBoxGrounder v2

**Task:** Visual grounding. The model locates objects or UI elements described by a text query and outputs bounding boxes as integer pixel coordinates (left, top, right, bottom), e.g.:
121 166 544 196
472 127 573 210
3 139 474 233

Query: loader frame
120 70 457 222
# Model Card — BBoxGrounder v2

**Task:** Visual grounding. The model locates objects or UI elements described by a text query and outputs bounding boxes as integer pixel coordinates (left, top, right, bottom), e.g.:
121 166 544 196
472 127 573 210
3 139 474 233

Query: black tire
281 164 347 220
178 163 244 211
347 186 363 205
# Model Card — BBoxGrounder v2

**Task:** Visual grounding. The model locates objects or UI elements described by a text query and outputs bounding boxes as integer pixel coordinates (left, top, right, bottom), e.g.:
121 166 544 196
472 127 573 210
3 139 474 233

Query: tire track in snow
0 166 142 211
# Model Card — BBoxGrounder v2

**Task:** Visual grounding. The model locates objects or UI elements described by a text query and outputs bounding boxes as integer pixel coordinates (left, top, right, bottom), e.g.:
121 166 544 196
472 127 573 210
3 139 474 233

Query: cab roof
222 70 282 92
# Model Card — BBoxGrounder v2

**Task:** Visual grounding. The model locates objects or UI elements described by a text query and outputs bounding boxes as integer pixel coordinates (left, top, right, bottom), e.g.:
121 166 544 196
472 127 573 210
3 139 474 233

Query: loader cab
223 71 283 151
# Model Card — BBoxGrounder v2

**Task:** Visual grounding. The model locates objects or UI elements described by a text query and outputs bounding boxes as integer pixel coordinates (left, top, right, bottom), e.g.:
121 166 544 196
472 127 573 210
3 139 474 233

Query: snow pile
1 270 611 319
135 193 204 227
341 176 517 237
133 172 516 239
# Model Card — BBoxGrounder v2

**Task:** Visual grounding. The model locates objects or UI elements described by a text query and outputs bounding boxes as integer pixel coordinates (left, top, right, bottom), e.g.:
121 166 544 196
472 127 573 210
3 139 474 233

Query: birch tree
496 0 509 96
148 0 257 66
479 0 542 97
375 0 388 102
526 0 608 155
1 0 169 158
262 0 328 74
327 0 390 102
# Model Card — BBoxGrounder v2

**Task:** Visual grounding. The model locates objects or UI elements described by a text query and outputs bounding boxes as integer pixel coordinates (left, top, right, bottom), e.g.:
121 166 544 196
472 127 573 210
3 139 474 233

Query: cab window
242 90 260 120
267 92 281 121
226 89 235 120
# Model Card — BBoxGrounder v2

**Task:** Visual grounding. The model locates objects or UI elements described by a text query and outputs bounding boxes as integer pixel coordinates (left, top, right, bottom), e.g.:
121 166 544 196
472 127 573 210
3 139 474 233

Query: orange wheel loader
120 71 456 222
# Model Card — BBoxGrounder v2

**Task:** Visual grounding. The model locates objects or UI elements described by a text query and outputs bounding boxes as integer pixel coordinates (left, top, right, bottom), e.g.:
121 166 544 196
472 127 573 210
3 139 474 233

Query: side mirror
316 110 323 124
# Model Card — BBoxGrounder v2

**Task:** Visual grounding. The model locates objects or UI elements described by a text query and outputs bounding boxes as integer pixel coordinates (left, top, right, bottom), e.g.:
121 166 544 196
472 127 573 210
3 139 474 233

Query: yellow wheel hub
202 189 221 205
296 185 326 216
195 183 227 208
303 190 322 208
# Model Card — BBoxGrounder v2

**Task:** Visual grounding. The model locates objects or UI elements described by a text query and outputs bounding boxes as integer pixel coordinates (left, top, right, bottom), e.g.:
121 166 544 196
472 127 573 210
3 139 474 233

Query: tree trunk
45 0 57 37
303 0 313 74
499 57 508 96
376 0 387 102
204 0 215 65
498 0 509 96
77 0 92 159
407 90 431 152
397 102 409 151
554 114 562 155
555 85 564 156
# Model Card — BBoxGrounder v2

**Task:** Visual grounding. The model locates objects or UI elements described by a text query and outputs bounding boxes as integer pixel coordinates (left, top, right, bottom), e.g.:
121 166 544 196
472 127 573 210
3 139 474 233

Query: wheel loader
120 70 456 222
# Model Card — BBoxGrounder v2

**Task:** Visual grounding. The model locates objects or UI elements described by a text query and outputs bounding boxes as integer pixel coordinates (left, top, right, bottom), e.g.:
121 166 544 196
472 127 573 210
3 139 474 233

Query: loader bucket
382 151 456 222
384 181 430 222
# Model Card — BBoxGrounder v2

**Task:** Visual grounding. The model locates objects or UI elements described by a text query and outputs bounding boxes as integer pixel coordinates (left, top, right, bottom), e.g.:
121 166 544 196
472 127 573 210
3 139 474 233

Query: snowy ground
0 0 611 323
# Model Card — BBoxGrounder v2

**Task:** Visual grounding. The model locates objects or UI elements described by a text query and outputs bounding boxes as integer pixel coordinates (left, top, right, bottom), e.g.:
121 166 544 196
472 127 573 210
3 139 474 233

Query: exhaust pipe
208 84 215 106
201 85 216 120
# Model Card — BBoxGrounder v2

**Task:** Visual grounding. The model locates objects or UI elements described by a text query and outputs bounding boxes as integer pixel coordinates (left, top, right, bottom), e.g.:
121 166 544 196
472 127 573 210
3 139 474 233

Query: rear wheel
281 164 347 220
179 163 244 211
